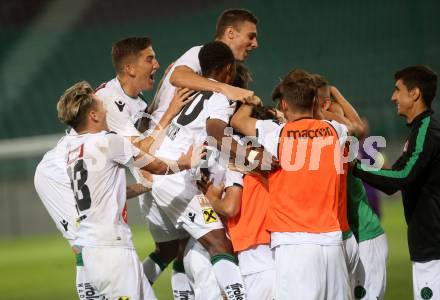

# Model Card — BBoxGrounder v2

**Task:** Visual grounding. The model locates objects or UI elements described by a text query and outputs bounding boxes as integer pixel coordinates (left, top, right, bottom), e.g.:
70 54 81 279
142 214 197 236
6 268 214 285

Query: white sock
143 252 168 284
211 254 246 300
172 260 194 300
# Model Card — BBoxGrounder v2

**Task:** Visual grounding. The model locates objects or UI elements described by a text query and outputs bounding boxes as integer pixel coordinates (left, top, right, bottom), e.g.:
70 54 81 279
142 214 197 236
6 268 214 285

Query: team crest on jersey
421 287 433 299
354 285 366 298
115 100 125 112
202 208 218 224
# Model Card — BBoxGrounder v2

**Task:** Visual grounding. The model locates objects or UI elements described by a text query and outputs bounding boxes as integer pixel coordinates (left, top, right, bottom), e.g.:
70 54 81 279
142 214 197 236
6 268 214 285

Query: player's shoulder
178 45 202 59
174 45 203 69
95 78 121 99
324 119 348 135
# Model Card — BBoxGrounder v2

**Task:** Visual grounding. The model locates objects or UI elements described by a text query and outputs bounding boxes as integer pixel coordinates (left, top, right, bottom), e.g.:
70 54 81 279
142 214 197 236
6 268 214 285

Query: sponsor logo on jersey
60 219 69 231
167 122 181 141
202 208 218 224
172 289 194 300
225 283 245 300
77 282 101 299
115 100 126 112
188 212 196 222
286 126 334 140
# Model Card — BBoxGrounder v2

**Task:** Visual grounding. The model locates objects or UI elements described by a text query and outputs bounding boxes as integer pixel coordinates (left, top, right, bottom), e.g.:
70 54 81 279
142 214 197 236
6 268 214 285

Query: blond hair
57 81 95 130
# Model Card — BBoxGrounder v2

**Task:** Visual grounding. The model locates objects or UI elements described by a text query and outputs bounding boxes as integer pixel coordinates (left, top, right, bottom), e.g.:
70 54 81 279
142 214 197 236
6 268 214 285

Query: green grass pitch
0 199 412 299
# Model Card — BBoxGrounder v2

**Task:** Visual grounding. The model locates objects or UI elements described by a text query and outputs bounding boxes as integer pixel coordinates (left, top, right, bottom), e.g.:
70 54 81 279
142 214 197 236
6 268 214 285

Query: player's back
34 132 78 244
63 131 138 248
267 118 345 234
154 90 235 161
149 46 202 125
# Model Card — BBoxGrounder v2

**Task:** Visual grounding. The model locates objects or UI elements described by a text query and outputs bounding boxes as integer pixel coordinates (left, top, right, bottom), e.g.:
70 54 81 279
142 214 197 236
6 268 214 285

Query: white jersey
96 77 147 137
63 131 140 248
154 88 236 161
149 45 202 125
34 129 78 245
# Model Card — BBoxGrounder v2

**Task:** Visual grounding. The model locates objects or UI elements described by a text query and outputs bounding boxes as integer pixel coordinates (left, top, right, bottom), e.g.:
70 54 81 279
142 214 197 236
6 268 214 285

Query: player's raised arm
230 100 260 137
170 65 254 102
324 86 366 137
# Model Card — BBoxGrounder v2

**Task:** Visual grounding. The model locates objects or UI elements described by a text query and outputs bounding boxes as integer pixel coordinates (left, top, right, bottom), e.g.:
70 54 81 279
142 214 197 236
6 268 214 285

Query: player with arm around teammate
56 81 199 299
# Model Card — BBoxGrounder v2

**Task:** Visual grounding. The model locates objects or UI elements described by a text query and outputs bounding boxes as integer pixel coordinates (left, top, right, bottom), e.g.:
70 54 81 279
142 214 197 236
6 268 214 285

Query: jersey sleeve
206 93 236 124
325 120 348 147
224 169 244 189
173 46 202 73
353 117 433 194
97 89 141 137
256 120 284 158
105 133 141 166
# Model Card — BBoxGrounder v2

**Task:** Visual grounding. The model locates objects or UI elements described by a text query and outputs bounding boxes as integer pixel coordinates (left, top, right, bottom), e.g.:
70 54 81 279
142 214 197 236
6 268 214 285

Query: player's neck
116 75 139 98
75 123 107 135
285 110 313 122
405 102 429 124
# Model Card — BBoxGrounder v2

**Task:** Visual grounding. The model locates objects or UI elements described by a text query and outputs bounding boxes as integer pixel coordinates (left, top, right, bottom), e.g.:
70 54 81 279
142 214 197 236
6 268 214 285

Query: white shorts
344 234 360 286
183 238 223 300
152 172 223 240
81 247 156 300
140 191 188 243
274 243 350 300
412 259 440 300
76 265 105 299
242 269 275 300
353 233 388 300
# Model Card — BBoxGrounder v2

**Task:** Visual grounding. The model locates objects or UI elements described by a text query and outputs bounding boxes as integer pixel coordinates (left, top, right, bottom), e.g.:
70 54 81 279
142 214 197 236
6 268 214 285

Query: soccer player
56 81 198 299
353 65 439 300
148 8 258 124
141 9 260 292
313 74 388 299
94 37 196 297
313 74 363 293
35 127 152 299
151 41 249 299
179 62 255 300
201 106 280 300
231 70 351 299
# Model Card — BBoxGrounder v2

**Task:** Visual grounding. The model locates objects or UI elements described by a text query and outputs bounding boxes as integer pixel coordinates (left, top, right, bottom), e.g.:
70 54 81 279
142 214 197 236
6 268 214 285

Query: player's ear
124 63 136 77
410 87 421 102
225 63 235 84
280 99 288 112
226 26 235 40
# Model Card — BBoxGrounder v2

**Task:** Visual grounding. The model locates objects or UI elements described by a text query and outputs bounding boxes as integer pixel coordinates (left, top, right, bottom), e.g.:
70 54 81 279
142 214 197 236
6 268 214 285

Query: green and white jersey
347 171 384 242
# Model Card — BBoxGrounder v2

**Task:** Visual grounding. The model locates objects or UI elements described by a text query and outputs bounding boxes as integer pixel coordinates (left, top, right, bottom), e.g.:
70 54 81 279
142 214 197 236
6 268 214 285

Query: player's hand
220 84 254 102
168 87 195 117
205 180 225 202
246 95 262 106
177 145 206 171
